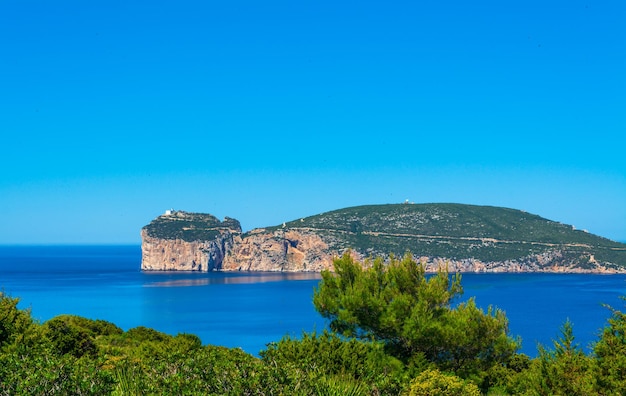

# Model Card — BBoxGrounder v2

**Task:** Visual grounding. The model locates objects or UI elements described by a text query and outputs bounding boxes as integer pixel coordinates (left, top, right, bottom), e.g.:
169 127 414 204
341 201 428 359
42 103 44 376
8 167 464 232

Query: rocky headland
141 204 626 273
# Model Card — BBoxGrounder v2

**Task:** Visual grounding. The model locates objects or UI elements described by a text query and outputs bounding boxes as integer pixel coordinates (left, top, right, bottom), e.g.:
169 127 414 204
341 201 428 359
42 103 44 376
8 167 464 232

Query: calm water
1 245 625 357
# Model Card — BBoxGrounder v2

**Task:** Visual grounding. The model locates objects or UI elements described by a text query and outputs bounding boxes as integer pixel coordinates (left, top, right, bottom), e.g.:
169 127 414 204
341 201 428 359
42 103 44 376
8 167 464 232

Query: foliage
67 315 123 337
313 374 369 396
502 320 598 395
0 291 37 349
594 298 626 394
313 253 519 377
9 263 626 394
260 330 409 394
43 317 97 358
0 348 115 395
0 294 114 395
479 352 531 394
406 368 481 396
42 315 122 358
138 345 279 395
536 320 597 394
96 326 283 395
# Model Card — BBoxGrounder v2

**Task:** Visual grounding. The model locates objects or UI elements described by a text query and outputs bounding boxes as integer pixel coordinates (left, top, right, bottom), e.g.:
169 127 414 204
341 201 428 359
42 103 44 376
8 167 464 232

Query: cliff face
141 211 241 272
140 206 626 273
141 229 234 272
140 211 335 272
141 227 334 272
222 229 333 272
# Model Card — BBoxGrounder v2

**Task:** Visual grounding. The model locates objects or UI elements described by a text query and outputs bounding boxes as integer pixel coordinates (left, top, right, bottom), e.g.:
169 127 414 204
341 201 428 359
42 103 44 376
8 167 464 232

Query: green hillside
268 203 626 267
143 211 241 242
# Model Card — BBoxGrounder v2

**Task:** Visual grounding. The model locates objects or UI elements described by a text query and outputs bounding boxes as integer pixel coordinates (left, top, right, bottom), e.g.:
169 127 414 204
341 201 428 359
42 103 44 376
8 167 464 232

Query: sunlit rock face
221 229 334 272
140 212 335 272
140 211 240 272
141 230 233 272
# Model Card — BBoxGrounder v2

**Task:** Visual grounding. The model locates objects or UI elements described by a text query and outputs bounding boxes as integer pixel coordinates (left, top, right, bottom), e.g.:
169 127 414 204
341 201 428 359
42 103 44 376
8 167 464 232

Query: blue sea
1 245 625 357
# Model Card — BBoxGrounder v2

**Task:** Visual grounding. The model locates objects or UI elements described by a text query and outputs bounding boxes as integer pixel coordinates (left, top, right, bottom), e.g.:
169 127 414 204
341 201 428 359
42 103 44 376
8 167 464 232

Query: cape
141 204 626 273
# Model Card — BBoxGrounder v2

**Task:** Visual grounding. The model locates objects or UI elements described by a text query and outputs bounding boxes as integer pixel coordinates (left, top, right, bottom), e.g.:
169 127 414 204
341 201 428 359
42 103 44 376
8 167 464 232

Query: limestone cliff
222 229 333 272
140 211 335 272
141 229 234 271
140 205 626 273
141 211 241 272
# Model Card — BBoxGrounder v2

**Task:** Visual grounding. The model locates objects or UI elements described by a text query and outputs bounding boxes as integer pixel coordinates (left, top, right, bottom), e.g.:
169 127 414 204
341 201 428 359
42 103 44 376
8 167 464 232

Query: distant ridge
267 203 626 265
141 204 626 273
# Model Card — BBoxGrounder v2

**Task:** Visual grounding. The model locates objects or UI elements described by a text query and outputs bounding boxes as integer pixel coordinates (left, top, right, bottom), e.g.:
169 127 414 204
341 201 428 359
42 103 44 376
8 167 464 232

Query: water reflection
143 272 322 287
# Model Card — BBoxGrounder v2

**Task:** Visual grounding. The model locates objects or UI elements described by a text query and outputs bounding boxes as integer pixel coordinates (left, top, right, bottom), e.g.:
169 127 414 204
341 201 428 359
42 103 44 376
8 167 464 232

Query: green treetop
313 253 520 376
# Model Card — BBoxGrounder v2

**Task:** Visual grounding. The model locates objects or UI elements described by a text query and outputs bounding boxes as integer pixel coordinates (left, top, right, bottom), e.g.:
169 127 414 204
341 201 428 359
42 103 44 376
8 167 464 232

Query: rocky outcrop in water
140 206 626 273
141 211 336 272
141 211 241 272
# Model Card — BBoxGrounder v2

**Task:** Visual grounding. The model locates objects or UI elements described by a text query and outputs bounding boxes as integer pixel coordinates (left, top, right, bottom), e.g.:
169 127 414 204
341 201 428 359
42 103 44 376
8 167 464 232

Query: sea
1 245 625 358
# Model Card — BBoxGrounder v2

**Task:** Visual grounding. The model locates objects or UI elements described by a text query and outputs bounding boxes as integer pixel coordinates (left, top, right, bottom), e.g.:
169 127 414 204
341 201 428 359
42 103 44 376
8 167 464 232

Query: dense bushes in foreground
2 254 626 395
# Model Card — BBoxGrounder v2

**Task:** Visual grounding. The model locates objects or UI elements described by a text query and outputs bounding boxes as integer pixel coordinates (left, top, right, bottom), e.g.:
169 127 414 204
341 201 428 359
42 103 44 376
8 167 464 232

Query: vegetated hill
141 204 626 272
143 211 242 242
263 203 626 269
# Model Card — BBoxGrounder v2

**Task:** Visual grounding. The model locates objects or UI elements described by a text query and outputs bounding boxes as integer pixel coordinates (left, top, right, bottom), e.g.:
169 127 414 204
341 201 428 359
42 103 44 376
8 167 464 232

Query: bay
1 245 625 357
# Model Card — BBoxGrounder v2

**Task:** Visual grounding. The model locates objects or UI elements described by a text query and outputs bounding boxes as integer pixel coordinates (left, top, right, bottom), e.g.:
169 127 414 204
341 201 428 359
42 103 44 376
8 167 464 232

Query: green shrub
595 300 626 394
407 368 481 396
43 316 98 358
0 292 36 349
261 330 407 394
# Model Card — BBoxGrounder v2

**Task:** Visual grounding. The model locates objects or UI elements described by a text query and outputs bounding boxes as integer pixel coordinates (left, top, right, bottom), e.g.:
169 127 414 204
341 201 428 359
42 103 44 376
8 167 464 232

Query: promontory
141 204 626 273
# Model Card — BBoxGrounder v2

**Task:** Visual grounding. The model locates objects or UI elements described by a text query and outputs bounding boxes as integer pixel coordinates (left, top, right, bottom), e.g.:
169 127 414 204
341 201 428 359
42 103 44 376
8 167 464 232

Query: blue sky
1 0 625 244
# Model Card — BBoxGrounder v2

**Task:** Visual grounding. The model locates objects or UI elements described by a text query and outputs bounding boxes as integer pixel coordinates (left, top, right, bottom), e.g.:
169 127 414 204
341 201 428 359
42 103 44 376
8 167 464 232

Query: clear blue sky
1 0 625 244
